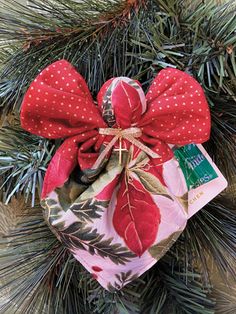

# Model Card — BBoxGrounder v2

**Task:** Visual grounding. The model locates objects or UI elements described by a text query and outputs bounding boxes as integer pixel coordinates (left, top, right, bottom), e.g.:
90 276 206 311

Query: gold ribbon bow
92 127 160 169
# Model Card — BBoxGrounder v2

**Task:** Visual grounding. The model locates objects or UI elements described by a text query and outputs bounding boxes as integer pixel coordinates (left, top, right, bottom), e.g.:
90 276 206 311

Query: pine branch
0 19 141 113
0 0 143 114
0 0 136 43
1 1 235 109
0 126 57 206
173 197 236 284
129 258 215 314
0 204 88 314
214 287 236 314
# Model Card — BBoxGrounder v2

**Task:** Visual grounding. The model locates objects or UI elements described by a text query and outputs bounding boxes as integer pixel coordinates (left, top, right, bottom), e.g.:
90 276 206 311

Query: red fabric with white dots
20 60 211 198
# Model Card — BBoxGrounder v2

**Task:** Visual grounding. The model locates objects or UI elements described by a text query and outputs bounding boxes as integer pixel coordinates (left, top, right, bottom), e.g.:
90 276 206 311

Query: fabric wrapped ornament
21 60 215 290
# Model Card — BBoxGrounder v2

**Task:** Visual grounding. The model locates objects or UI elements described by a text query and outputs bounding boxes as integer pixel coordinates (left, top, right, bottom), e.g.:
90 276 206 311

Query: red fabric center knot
97 77 146 129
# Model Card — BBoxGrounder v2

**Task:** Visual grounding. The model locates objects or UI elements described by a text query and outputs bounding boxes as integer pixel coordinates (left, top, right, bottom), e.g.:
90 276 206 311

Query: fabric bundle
21 60 226 290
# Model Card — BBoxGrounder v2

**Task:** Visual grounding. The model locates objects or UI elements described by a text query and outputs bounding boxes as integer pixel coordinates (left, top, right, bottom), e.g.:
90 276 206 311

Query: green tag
174 144 218 190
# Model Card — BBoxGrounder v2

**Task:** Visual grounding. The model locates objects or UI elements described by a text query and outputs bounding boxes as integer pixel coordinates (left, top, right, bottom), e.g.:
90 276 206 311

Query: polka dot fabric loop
140 68 211 147
21 59 210 198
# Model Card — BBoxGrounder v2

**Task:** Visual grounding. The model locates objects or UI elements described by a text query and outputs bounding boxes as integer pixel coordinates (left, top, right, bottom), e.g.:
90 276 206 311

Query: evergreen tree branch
0 126 57 206
0 0 138 44
214 287 236 314
0 204 87 314
173 197 236 284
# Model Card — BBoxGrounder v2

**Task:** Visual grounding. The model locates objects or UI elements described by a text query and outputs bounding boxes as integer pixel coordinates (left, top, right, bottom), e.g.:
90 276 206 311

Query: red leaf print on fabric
111 81 143 128
113 176 161 256
92 266 103 272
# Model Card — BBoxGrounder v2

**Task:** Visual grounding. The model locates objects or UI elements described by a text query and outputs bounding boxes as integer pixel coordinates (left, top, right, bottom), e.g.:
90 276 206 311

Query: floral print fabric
20 60 214 290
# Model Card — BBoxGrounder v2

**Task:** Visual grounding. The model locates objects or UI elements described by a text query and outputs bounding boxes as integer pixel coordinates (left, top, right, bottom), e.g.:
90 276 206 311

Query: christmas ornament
20 60 227 290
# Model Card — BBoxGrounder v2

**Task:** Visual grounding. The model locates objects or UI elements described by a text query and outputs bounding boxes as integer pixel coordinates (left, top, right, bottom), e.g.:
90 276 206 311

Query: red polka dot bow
20 60 211 199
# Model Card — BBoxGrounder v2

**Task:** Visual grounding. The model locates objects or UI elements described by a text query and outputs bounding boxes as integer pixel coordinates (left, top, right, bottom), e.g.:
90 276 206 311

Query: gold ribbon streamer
92 127 161 169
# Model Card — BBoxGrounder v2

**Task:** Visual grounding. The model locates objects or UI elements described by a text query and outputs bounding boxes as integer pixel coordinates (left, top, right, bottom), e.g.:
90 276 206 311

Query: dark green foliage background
0 0 235 313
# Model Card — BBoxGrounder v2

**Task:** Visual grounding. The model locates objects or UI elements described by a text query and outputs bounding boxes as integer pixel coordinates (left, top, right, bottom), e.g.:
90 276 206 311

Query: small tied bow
95 127 160 168
20 59 211 199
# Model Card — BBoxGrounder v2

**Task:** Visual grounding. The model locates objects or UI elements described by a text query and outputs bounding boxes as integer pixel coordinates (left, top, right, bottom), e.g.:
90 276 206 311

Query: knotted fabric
20 60 211 290
94 127 160 168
